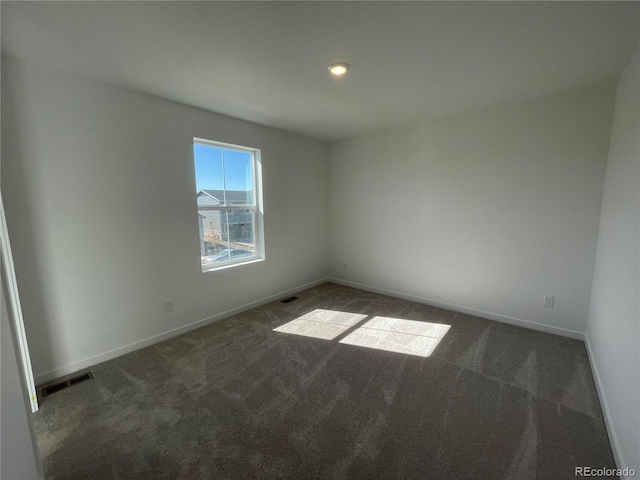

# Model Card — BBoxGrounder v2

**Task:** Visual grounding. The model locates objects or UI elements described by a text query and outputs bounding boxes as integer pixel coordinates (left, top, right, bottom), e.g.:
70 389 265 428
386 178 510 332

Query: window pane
194 143 226 204
228 210 255 255
199 210 230 266
223 149 254 204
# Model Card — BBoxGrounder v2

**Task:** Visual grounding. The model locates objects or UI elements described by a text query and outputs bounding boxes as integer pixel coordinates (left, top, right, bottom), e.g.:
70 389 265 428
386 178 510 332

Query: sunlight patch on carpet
273 309 368 340
339 316 450 357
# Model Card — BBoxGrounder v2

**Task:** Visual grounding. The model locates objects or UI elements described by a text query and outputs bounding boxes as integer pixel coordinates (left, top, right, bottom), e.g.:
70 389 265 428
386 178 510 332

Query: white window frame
194 137 264 272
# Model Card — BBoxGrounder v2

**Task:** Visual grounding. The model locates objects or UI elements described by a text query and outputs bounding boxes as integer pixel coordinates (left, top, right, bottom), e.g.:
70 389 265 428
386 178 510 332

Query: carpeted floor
33 283 615 479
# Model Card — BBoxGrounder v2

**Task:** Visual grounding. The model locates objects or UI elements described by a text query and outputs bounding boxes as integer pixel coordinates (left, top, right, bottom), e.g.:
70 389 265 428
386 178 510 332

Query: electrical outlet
165 300 174 312
342 262 348 270
543 295 554 308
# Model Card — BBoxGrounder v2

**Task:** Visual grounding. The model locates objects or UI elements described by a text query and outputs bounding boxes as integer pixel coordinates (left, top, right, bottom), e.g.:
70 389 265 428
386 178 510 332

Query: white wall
586 48 639 475
1 56 329 382
1 277 43 479
329 85 616 336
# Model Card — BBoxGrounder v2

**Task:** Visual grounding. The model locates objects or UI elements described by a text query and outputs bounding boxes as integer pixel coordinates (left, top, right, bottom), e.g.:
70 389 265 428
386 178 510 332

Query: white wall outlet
342 262 348 270
165 300 174 312
543 295 554 308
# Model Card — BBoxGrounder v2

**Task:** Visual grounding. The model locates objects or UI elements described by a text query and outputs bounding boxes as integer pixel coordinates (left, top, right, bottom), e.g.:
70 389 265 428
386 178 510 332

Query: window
193 138 263 272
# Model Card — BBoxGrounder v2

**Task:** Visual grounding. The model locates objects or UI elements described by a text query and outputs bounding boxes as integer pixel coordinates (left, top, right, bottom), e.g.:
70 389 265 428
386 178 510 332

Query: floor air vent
69 372 93 386
280 296 299 304
41 371 94 398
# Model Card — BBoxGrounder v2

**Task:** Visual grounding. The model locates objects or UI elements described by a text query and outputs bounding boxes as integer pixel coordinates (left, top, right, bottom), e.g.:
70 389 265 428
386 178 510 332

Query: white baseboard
328 277 585 340
584 335 628 477
34 277 329 385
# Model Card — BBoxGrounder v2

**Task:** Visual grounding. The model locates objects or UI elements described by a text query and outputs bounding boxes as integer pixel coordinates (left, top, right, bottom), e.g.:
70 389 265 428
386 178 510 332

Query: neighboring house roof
197 189 251 204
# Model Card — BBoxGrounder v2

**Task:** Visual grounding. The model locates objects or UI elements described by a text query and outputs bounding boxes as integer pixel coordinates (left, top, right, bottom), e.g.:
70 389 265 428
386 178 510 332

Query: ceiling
2 1 639 142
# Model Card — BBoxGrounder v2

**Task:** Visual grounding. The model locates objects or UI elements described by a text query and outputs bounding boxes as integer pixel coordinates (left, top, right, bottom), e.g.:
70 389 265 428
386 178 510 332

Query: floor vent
41 371 94 398
41 381 68 397
69 372 93 386
280 296 299 304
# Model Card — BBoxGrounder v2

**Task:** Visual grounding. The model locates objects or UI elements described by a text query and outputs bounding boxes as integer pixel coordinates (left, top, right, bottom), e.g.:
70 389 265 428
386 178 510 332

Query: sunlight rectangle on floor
363 316 450 338
339 317 450 357
273 309 368 340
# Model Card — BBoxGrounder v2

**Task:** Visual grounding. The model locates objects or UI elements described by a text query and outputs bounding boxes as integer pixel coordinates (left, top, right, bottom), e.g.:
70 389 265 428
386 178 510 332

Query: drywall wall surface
586 48 639 473
329 85 616 335
1 56 329 379
1 278 43 479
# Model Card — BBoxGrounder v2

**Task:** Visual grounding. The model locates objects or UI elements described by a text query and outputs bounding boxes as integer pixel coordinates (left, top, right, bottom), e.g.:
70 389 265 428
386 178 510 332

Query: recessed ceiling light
329 63 349 76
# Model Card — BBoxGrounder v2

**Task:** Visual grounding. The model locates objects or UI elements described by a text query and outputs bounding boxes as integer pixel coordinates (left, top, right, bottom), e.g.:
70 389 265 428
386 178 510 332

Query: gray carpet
33 283 616 479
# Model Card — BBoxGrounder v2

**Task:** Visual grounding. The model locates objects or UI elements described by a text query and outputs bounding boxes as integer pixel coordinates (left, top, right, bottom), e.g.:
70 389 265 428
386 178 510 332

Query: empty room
1 1 638 479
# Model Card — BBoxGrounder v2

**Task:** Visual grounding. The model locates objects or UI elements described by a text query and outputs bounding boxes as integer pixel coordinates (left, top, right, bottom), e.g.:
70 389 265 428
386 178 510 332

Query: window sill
201 257 264 273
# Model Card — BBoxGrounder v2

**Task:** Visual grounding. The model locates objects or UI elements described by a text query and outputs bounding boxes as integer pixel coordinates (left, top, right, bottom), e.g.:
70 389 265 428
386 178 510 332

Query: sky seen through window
194 143 253 193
